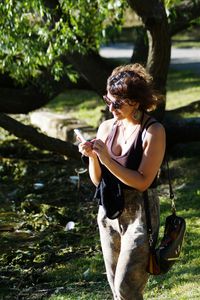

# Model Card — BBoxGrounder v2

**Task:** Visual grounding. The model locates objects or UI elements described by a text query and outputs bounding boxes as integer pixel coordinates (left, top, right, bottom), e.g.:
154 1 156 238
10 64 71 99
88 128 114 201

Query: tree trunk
0 113 80 159
128 0 171 121
0 68 68 114
169 99 200 114
130 26 149 65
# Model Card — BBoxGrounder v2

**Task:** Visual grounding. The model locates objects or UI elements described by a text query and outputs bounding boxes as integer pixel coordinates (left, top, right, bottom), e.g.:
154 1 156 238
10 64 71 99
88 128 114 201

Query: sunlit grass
46 89 104 128
45 69 200 127
6 67 198 300
70 101 104 128
42 143 200 300
172 41 200 48
166 69 200 110
44 68 200 300
48 90 101 110
172 26 200 49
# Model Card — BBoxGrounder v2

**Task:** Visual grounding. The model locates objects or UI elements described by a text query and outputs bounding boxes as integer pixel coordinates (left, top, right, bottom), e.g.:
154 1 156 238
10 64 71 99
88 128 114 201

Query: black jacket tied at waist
94 166 124 219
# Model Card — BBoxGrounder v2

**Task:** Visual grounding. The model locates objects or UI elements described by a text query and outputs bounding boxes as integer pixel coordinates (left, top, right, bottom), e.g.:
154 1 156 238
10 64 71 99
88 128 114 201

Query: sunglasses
103 95 124 110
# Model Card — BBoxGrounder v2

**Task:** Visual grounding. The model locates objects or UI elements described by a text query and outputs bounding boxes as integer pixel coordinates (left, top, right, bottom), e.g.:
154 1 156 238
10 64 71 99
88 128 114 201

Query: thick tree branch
0 86 50 114
66 51 112 96
0 66 71 113
0 50 111 114
0 113 80 159
164 100 200 145
168 99 200 114
164 116 200 146
169 0 200 36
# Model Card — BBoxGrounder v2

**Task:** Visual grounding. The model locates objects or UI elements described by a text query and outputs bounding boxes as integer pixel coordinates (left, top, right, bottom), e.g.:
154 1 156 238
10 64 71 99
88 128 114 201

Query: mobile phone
74 129 86 143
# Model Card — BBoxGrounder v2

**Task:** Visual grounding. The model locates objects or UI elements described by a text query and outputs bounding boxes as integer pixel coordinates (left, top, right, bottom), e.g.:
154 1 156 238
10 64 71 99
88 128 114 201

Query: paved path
100 43 200 75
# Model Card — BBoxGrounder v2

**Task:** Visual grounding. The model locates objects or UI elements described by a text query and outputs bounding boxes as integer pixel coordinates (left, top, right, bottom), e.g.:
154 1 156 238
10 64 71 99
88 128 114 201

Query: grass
0 69 200 300
42 69 200 299
144 147 200 300
45 69 200 300
45 68 200 127
172 26 200 49
46 90 104 128
166 69 200 111
43 142 200 300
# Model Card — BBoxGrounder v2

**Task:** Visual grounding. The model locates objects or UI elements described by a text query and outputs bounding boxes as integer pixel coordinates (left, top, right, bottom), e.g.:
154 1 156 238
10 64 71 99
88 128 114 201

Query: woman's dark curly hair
107 63 162 111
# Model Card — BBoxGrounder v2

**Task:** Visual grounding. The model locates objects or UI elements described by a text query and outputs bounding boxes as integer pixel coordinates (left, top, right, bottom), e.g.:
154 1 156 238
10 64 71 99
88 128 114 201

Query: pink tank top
105 115 158 171
106 121 140 167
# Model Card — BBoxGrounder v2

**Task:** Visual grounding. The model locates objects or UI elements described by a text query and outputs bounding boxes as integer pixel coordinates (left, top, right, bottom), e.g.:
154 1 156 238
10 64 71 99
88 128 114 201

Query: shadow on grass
167 69 200 92
47 89 102 111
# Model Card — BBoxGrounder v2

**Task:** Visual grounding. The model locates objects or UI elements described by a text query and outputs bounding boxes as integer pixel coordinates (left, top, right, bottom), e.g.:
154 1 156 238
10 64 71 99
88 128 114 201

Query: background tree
0 0 125 112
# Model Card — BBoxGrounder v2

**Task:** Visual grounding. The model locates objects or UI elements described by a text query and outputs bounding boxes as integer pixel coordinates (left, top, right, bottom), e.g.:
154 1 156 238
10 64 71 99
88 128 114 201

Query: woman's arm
78 141 101 186
88 156 101 186
78 119 114 186
92 123 166 192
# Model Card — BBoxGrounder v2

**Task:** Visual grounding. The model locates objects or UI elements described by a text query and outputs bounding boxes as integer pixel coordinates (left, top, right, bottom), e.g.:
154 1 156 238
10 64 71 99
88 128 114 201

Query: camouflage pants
97 189 160 300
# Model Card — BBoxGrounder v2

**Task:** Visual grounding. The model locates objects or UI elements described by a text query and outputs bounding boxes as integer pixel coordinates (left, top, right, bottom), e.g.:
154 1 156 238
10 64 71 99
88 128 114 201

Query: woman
78 63 166 300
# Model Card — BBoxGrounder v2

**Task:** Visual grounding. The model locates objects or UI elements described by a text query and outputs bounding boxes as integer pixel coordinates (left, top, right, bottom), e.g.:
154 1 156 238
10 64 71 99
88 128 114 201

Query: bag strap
165 156 176 214
144 155 176 248
143 190 154 248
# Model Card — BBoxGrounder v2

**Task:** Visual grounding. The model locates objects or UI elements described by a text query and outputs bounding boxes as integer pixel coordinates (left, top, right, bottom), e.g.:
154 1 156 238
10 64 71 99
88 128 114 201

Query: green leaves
164 0 182 9
0 0 125 86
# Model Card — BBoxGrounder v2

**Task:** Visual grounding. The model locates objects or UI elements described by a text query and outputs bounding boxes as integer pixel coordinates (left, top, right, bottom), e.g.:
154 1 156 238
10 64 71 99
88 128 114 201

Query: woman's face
105 91 138 120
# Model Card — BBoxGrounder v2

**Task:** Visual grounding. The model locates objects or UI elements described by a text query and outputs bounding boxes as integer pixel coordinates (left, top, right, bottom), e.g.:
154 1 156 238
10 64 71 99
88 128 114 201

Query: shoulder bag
144 159 186 275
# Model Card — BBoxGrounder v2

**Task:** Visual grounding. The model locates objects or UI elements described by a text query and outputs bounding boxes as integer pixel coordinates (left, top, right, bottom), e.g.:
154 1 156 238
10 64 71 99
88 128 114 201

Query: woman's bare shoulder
97 118 115 140
143 121 166 150
147 121 165 135
99 118 115 129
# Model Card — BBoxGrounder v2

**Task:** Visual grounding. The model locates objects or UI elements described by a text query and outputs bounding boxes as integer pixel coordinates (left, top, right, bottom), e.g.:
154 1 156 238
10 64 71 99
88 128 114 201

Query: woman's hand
92 139 111 166
78 141 96 158
79 139 103 186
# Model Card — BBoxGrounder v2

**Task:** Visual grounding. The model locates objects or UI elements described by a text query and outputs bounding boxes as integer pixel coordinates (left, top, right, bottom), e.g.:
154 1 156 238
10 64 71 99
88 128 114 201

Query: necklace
121 123 139 144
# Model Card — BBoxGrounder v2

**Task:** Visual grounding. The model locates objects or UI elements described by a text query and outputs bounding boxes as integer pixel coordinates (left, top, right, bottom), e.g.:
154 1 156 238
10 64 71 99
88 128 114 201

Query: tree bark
0 50 111 114
127 0 171 121
165 100 200 145
130 26 149 65
1 111 200 161
0 67 68 113
0 78 91 114
169 99 200 114
0 86 51 114
0 113 80 159
169 0 200 36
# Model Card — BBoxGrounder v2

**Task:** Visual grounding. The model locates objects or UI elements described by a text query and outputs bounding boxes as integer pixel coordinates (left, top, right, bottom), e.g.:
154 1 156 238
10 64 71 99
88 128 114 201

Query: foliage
0 0 126 86
166 0 200 29
164 0 182 9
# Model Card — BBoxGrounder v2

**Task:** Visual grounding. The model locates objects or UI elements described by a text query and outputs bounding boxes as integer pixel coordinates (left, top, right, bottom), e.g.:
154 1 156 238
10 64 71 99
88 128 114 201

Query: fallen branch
0 113 80 159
